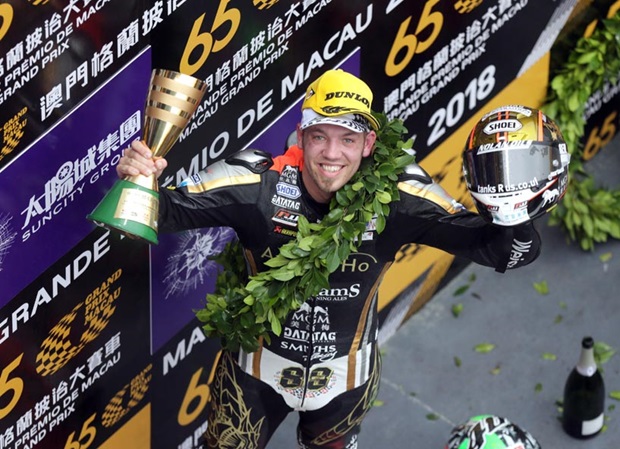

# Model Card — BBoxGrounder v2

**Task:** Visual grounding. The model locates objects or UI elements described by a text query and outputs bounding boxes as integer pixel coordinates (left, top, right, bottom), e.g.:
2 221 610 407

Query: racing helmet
445 415 541 449
462 106 570 226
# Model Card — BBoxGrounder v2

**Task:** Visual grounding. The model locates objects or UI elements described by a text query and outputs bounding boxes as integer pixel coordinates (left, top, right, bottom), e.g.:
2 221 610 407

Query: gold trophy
87 69 207 244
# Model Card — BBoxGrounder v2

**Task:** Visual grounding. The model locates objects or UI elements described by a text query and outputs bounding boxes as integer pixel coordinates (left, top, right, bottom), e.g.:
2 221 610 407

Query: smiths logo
272 209 299 228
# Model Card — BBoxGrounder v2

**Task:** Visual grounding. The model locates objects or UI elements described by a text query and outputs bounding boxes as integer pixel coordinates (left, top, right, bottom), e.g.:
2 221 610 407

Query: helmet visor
464 141 566 194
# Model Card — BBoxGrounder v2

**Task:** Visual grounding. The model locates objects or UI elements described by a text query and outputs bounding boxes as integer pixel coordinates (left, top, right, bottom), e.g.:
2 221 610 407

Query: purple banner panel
0 50 151 307
0 0 145 167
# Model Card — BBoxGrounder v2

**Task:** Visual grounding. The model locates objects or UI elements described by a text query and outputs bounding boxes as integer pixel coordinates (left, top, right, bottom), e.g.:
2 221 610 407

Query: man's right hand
116 140 168 179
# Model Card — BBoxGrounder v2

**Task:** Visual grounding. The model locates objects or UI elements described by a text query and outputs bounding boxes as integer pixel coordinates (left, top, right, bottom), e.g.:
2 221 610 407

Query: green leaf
376 190 392 204
297 214 311 235
567 90 581 111
609 391 620 401
454 356 462 367
264 254 291 268
325 248 341 273
533 280 549 295
451 303 464 318
474 343 495 353
576 47 596 62
600 252 613 263
535 383 543 393
297 236 314 251
453 285 469 296
375 213 386 234
594 341 615 365
271 269 296 282
426 413 440 421
311 269 330 290
325 207 344 222
270 313 282 336
542 352 557 361
351 181 365 192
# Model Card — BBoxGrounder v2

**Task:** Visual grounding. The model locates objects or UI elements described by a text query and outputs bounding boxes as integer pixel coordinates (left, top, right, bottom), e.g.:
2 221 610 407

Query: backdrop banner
1 1 616 448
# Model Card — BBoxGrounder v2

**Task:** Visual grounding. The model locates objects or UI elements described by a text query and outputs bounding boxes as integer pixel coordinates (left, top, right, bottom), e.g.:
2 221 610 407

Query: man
117 70 544 449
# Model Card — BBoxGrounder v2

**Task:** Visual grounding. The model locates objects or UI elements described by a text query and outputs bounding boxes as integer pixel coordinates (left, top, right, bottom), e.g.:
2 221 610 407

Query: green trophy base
87 178 159 245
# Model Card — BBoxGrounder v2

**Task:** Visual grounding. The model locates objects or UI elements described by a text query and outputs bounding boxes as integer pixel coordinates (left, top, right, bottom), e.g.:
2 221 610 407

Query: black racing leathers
158 145 540 446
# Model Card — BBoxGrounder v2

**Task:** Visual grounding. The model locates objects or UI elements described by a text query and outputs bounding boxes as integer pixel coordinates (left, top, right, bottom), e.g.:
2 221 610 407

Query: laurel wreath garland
195 113 414 352
543 12 620 250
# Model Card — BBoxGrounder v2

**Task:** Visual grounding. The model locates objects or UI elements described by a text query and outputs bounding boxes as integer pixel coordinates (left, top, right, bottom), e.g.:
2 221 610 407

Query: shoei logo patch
276 182 301 199
483 119 522 135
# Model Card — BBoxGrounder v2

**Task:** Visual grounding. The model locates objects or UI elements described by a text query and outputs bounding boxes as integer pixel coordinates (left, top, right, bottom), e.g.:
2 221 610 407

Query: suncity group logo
162 227 236 299
0 214 17 272
454 0 484 14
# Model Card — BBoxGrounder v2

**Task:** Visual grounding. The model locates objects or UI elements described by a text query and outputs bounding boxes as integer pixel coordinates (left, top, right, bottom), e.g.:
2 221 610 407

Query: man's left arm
393 164 541 273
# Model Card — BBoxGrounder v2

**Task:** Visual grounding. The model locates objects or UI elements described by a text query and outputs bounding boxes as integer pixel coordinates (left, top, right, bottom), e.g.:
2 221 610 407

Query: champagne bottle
562 336 605 438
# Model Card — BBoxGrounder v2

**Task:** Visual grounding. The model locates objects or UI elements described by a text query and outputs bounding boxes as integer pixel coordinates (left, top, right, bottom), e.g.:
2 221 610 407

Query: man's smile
320 164 344 173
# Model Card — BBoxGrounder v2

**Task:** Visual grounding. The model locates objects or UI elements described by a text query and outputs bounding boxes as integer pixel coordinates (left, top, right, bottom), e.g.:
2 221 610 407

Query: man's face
297 123 376 203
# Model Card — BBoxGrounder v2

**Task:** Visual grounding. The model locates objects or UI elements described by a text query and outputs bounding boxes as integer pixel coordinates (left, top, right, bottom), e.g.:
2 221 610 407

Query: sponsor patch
362 231 374 241
365 217 377 232
280 165 299 184
274 226 297 237
276 182 301 199
476 140 532 155
271 195 301 210
507 238 533 269
483 119 522 135
272 209 300 228
179 173 202 187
